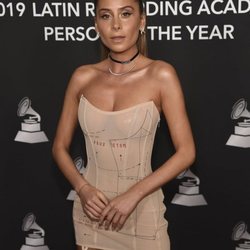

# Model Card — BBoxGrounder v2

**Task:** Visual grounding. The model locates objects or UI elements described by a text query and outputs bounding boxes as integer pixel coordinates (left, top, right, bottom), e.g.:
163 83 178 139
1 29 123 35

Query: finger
99 204 112 225
87 200 103 214
105 209 117 230
84 209 99 221
92 197 107 210
116 215 127 231
97 192 109 206
111 212 122 231
85 204 101 218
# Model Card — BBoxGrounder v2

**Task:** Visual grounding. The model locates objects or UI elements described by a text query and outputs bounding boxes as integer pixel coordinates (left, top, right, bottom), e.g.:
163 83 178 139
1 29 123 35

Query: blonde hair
94 0 147 59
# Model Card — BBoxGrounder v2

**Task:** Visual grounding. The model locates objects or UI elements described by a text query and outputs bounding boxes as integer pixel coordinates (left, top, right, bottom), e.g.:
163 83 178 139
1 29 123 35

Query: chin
109 44 138 54
110 48 129 54
102 39 138 53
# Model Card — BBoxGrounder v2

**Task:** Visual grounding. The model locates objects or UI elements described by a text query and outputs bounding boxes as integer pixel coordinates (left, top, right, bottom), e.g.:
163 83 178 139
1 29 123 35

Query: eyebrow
98 5 134 12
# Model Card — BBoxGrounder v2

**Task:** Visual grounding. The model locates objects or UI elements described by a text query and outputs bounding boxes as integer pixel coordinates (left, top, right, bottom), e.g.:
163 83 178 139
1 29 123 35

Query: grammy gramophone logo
171 168 207 206
232 221 250 250
226 98 250 148
15 97 49 144
20 213 49 250
67 156 86 201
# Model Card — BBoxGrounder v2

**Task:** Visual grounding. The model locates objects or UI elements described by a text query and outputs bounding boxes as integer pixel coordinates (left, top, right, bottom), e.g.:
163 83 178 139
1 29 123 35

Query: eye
100 13 111 19
121 12 132 17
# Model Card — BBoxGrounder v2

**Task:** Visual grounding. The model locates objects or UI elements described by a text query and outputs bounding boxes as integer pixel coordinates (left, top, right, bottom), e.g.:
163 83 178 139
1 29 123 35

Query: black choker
109 50 140 64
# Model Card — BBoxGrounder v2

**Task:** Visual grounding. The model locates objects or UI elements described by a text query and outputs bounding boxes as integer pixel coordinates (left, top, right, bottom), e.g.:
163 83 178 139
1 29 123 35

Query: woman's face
95 0 145 53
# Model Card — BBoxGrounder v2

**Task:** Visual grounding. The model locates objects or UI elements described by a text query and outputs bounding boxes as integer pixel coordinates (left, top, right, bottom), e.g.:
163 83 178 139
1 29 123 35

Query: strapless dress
73 95 170 250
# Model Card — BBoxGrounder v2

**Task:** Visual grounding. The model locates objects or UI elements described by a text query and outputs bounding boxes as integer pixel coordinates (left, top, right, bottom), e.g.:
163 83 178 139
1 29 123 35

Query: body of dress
73 95 170 250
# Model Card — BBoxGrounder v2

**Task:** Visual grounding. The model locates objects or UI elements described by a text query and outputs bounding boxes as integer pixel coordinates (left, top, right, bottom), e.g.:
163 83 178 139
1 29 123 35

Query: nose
112 16 121 31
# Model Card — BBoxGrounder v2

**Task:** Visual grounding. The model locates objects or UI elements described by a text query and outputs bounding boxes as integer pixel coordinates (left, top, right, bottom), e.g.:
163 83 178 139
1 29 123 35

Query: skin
52 1 196 250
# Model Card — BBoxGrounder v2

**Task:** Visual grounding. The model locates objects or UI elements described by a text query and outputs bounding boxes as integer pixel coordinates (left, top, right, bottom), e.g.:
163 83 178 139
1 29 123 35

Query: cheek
97 22 109 34
128 26 140 42
124 20 140 36
125 18 140 30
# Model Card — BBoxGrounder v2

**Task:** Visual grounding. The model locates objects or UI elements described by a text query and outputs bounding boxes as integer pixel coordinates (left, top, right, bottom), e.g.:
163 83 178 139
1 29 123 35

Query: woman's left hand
99 190 141 231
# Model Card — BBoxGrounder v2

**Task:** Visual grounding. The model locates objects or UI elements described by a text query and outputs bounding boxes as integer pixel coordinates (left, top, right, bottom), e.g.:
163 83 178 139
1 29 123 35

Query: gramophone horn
74 157 83 171
232 221 250 241
176 169 188 179
22 213 45 236
231 99 250 119
22 213 36 231
17 97 31 117
17 97 41 122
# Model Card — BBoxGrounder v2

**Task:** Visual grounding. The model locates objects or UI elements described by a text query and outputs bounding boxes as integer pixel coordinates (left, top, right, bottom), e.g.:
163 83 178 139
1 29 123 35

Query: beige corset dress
73 95 170 250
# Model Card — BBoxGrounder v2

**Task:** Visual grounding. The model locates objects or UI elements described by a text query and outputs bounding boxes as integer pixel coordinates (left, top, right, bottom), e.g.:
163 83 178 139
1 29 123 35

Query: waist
83 163 153 198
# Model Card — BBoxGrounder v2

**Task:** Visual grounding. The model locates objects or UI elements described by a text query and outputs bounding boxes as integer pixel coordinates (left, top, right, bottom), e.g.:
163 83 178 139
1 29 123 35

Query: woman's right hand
78 184 109 221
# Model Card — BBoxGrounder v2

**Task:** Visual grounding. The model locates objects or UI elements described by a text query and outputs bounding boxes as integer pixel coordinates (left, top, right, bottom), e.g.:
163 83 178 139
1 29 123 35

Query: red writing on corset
93 140 127 148
112 143 126 148
93 140 105 147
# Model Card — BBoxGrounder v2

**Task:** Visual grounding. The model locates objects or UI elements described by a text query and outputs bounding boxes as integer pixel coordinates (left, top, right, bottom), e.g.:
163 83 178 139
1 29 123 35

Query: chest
78 96 160 140
81 79 160 112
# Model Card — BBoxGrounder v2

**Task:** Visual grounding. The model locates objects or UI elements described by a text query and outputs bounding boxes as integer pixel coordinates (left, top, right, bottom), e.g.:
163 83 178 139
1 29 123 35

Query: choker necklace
108 62 136 76
109 50 139 64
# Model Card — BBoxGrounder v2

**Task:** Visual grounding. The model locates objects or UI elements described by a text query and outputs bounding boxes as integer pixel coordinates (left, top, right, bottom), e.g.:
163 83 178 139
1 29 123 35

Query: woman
52 0 195 249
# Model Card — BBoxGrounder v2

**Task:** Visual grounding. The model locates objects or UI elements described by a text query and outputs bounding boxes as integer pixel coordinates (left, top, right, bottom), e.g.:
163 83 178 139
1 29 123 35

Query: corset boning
75 96 167 239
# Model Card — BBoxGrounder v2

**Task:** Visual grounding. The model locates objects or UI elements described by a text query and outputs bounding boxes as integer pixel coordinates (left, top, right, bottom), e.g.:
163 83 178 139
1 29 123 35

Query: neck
108 47 139 73
109 46 138 62
109 50 139 64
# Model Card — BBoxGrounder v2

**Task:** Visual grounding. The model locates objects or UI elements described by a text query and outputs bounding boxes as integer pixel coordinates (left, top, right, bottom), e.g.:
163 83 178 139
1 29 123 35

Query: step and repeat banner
1 0 250 249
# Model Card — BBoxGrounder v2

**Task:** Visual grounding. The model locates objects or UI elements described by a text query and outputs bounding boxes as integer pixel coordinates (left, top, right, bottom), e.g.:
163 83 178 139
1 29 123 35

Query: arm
52 66 109 219
128 62 196 199
52 67 87 192
100 61 196 230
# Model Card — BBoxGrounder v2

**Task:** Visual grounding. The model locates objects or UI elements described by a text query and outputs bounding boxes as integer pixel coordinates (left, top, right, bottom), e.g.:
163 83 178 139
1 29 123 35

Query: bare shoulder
149 60 179 83
149 60 181 92
147 60 183 104
70 64 96 86
67 62 105 98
